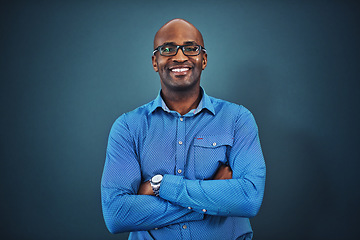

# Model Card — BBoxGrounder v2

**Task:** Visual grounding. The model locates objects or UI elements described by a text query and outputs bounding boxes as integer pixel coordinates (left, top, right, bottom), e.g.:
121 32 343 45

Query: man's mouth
171 67 190 73
169 66 192 76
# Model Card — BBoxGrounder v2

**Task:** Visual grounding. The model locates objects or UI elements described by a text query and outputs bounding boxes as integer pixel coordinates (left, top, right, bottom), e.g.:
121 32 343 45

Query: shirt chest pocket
193 134 234 180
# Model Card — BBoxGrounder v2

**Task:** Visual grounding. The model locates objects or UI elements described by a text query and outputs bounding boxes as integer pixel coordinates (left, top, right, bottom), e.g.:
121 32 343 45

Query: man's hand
213 164 233 180
137 181 154 195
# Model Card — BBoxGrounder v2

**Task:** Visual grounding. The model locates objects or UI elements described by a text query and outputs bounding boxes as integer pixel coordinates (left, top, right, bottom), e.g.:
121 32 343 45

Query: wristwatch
150 174 163 197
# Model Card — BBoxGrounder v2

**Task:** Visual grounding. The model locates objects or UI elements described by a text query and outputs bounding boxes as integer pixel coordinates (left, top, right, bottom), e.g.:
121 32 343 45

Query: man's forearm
102 186 204 233
158 173 265 218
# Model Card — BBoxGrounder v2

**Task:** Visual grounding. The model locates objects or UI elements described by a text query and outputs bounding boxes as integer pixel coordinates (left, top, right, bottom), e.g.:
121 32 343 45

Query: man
101 19 266 240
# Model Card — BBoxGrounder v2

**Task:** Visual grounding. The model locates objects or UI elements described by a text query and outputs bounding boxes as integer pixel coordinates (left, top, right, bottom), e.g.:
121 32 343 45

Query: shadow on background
1 0 359 239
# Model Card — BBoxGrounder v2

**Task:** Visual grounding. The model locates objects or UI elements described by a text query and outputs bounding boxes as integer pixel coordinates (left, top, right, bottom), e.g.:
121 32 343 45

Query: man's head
152 19 207 92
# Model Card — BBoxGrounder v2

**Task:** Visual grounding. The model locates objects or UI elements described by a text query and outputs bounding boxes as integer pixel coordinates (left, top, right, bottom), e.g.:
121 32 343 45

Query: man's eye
185 46 198 52
162 47 175 52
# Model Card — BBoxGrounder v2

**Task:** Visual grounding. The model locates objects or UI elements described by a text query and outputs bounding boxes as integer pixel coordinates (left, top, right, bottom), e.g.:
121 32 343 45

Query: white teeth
171 68 189 72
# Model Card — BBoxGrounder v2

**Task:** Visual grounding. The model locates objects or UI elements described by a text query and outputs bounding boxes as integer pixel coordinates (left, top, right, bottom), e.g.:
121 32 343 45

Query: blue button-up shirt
101 89 266 240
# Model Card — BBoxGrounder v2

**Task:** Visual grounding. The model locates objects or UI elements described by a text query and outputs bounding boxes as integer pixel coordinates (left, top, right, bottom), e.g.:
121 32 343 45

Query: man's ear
202 52 207 70
152 55 159 72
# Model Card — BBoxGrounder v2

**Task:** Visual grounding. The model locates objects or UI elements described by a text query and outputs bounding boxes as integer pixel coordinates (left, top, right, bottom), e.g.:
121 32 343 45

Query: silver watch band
152 187 160 197
150 174 163 197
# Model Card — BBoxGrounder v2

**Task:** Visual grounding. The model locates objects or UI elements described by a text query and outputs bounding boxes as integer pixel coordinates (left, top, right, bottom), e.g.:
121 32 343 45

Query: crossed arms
101 111 266 234
137 164 232 196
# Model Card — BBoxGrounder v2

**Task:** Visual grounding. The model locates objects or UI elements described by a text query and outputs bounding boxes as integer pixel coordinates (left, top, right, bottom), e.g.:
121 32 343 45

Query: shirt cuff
160 174 204 221
159 174 183 203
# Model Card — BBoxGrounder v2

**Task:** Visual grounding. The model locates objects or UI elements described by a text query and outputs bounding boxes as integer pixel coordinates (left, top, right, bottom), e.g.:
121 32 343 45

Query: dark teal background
1 0 359 239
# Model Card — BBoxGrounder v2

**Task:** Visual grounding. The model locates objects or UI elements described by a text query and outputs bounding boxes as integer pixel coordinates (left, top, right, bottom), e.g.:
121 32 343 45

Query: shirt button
180 117 184 121
212 142 217 146
187 207 192 210
202 209 207 212
179 141 183 145
182 225 187 229
154 228 158 230
177 169 182 174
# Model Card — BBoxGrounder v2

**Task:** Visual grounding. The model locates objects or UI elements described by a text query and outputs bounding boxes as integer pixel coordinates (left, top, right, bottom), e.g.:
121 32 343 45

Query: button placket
177 115 190 239
176 116 186 176
181 223 191 239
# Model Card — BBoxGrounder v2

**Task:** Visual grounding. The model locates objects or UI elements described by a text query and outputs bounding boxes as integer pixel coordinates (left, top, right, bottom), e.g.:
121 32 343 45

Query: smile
171 68 190 72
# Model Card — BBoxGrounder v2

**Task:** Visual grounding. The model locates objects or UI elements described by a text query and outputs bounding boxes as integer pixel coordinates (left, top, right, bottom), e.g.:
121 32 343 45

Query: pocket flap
194 134 234 148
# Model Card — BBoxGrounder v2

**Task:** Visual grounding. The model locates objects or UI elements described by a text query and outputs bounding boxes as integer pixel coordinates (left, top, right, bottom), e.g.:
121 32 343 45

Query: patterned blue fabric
101 88 266 240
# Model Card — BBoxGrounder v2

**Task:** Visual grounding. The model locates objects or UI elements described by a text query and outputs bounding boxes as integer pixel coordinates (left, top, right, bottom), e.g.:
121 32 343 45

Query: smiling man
101 19 266 240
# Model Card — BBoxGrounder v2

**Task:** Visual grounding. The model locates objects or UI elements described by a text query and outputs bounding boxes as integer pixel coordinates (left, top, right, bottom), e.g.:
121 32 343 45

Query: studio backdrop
1 1 359 239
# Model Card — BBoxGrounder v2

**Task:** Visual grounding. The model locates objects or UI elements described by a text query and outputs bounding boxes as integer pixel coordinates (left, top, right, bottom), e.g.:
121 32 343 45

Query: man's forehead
154 19 204 48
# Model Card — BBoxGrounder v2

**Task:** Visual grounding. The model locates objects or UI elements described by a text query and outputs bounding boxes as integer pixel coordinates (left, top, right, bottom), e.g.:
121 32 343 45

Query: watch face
152 174 163 184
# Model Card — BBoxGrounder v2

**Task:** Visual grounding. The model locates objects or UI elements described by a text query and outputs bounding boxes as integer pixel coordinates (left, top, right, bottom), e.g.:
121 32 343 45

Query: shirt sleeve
159 107 266 218
101 114 204 234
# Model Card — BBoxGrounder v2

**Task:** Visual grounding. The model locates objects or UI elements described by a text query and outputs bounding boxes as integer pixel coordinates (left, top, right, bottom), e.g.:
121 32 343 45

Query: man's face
152 21 207 92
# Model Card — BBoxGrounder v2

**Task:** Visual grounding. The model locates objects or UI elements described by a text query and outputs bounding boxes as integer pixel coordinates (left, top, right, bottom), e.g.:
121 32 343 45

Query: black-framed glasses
153 44 206 56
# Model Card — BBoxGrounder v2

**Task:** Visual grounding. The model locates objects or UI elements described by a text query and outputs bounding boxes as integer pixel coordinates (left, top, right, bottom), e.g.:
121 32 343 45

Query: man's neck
161 87 202 116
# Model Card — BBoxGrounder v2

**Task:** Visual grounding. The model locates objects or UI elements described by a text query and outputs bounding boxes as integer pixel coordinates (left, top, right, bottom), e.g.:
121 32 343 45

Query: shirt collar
149 87 215 115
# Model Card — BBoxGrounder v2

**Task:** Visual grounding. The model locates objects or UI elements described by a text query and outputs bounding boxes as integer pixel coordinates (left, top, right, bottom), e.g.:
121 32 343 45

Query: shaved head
153 18 204 49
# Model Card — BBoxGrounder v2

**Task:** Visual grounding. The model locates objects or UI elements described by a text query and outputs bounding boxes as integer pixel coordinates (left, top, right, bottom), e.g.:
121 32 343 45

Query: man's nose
172 48 188 62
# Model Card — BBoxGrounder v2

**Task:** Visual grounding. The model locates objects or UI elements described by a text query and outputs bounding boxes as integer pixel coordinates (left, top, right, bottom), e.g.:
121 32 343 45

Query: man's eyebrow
162 42 176 46
161 41 198 46
183 41 197 45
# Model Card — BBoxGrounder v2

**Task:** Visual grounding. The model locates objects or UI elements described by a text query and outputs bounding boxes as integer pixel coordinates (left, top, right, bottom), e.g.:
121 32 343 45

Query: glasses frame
153 44 206 56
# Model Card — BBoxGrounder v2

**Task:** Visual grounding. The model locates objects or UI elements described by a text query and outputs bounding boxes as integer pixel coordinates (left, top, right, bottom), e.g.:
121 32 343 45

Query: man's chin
170 85 194 92
166 79 199 91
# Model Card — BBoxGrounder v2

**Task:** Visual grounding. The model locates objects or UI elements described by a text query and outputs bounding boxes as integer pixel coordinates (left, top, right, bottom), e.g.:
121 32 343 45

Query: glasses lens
183 45 200 56
160 45 177 56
